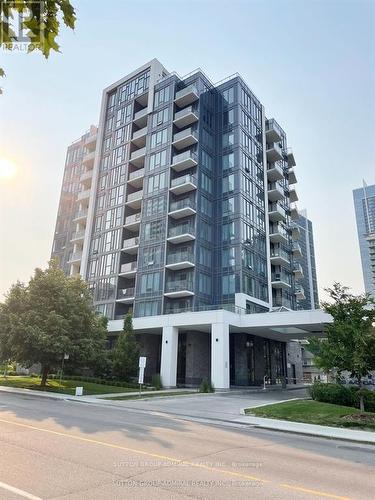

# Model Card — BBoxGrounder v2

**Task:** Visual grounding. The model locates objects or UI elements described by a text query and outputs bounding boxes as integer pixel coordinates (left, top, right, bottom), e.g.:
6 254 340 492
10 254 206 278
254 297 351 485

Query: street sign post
138 357 147 396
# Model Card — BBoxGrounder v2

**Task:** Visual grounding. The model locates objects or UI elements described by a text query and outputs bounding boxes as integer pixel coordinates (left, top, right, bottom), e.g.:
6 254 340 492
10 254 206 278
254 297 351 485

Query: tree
0 260 107 387
0 0 76 94
310 283 375 411
112 313 139 382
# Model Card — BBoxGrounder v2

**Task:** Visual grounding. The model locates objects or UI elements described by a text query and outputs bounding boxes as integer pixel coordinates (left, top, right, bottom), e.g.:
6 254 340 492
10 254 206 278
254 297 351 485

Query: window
222 247 235 268
103 136 111 152
200 195 212 217
116 105 132 128
113 145 128 165
222 152 234 171
138 272 161 294
222 221 235 242
136 301 160 317
143 219 164 240
223 173 234 193
199 220 212 242
152 107 170 127
223 108 235 126
222 131 234 147
202 129 214 150
144 195 166 216
140 245 164 268
107 92 116 111
154 86 171 107
201 172 212 194
147 172 167 193
106 116 114 133
198 246 212 268
198 273 212 295
101 155 111 171
104 207 122 230
223 197 235 215
151 128 168 148
222 274 235 294
102 229 120 252
108 185 125 206
149 149 168 171
118 70 150 104
222 87 234 104
201 150 212 171
114 125 131 146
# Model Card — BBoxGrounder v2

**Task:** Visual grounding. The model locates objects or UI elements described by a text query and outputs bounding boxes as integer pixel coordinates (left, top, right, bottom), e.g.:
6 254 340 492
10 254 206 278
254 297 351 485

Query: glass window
154 86 171 107
144 195 166 216
147 172 167 193
222 221 235 242
222 247 236 268
136 301 160 317
223 173 235 193
201 150 212 171
114 125 131 146
223 152 234 171
198 273 212 295
151 128 168 148
116 104 132 128
152 107 170 127
201 172 212 194
223 131 234 147
138 272 161 294
149 149 168 171
143 219 164 240
222 87 234 104
223 197 235 215
222 274 235 294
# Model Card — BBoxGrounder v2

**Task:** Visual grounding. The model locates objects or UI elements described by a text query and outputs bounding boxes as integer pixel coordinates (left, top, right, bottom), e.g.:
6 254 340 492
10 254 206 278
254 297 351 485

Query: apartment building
52 59 329 388
353 182 375 298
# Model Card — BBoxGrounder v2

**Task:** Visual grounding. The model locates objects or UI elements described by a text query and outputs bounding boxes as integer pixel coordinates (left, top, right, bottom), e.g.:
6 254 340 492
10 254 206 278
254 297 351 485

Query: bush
309 382 375 412
199 378 215 393
151 374 162 390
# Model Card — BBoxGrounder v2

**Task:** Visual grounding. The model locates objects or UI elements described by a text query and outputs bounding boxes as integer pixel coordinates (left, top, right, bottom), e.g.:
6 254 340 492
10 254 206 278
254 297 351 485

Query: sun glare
0 158 17 179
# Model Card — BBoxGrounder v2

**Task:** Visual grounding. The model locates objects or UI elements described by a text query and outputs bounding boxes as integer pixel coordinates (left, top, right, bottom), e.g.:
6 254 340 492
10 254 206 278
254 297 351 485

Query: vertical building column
211 323 230 389
160 326 179 388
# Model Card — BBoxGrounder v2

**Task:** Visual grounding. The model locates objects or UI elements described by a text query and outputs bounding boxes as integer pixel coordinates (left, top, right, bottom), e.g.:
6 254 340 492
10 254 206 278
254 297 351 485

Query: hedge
309 382 375 412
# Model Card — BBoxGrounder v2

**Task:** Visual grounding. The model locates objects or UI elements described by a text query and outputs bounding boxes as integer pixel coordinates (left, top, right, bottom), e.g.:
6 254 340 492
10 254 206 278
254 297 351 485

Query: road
0 391 374 499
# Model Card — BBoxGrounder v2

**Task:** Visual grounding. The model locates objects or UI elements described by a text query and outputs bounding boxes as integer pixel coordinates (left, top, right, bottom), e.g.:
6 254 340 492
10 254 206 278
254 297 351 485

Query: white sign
139 356 147 368
138 366 145 385
75 386 83 396
64 353 70 360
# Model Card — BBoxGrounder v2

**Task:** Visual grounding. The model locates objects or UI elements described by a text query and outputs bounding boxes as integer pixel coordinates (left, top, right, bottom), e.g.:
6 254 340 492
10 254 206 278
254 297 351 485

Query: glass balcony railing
167 251 194 265
269 224 288 240
271 272 291 285
171 174 196 188
122 237 140 248
120 262 137 274
127 189 143 202
117 288 135 299
168 223 195 237
129 168 144 180
165 279 194 293
124 213 142 225
169 198 196 212
172 150 198 166
270 247 290 262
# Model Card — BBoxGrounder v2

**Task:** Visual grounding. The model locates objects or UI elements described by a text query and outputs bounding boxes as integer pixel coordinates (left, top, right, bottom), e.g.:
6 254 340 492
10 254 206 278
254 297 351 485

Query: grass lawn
0 376 136 396
106 390 197 400
245 399 375 431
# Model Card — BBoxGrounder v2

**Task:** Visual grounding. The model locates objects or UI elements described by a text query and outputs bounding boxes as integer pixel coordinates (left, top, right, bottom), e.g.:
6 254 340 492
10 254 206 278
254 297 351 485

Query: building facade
353 182 375 298
51 59 328 388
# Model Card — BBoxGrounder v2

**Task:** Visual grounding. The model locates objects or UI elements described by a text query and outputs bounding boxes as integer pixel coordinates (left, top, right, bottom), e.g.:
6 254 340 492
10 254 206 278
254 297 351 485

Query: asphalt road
0 391 374 499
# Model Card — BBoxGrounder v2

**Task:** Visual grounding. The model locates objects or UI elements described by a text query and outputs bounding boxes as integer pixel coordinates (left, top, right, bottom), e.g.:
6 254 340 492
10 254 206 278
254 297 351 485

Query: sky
0 0 374 301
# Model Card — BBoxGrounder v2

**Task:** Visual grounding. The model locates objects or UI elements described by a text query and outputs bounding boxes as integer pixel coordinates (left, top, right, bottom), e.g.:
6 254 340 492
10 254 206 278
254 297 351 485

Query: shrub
151 374 162 390
309 382 375 412
199 378 215 393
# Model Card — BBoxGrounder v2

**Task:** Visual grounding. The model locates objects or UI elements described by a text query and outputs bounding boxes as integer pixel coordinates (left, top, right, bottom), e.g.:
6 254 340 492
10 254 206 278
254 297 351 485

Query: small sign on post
75 386 83 396
138 357 147 397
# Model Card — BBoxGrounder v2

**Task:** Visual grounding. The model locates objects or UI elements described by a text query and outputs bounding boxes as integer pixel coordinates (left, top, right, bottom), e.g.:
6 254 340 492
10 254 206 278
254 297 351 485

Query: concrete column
211 323 230 389
160 326 178 388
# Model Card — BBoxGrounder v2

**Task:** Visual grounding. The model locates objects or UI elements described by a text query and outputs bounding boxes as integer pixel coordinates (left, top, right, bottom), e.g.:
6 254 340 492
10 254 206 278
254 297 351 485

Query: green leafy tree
0 261 107 387
112 313 139 382
0 0 76 93
310 283 375 411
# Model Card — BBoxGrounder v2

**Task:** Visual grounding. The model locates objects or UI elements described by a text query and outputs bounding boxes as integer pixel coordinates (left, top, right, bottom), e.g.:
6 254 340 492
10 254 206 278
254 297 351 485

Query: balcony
268 203 286 222
73 209 88 222
288 167 297 185
174 85 199 107
270 248 290 266
82 150 95 167
166 251 195 271
68 251 82 263
172 128 198 150
173 106 199 129
133 107 148 127
271 272 292 289
169 174 197 195
169 198 196 219
293 263 304 279
269 224 289 245
126 189 143 209
273 295 292 309
124 212 142 231
265 119 283 143
80 170 93 184
116 287 135 303
289 186 298 203
295 285 306 300
164 279 194 298
85 131 97 148
171 150 198 172
77 189 91 201
121 237 140 254
287 148 296 167
292 242 302 257
290 223 301 240
131 126 147 148
290 204 299 221
130 146 146 167
70 230 85 242
119 262 137 277
267 163 284 182
127 167 144 188
266 142 283 163
167 223 195 244
268 182 285 202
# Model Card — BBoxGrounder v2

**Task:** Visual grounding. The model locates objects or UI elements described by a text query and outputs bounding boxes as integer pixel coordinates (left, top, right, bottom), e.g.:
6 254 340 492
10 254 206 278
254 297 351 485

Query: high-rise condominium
51 59 328 388
353 182 375 298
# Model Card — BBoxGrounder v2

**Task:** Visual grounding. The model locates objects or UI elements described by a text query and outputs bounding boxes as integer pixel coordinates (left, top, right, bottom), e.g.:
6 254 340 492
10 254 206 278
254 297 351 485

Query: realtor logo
0 1 45 52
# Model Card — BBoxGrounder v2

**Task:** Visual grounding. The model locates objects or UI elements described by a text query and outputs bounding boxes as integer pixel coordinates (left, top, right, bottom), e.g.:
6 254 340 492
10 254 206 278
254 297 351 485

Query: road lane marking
0 418 352 499
280 483 350 500
0 480 42 500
